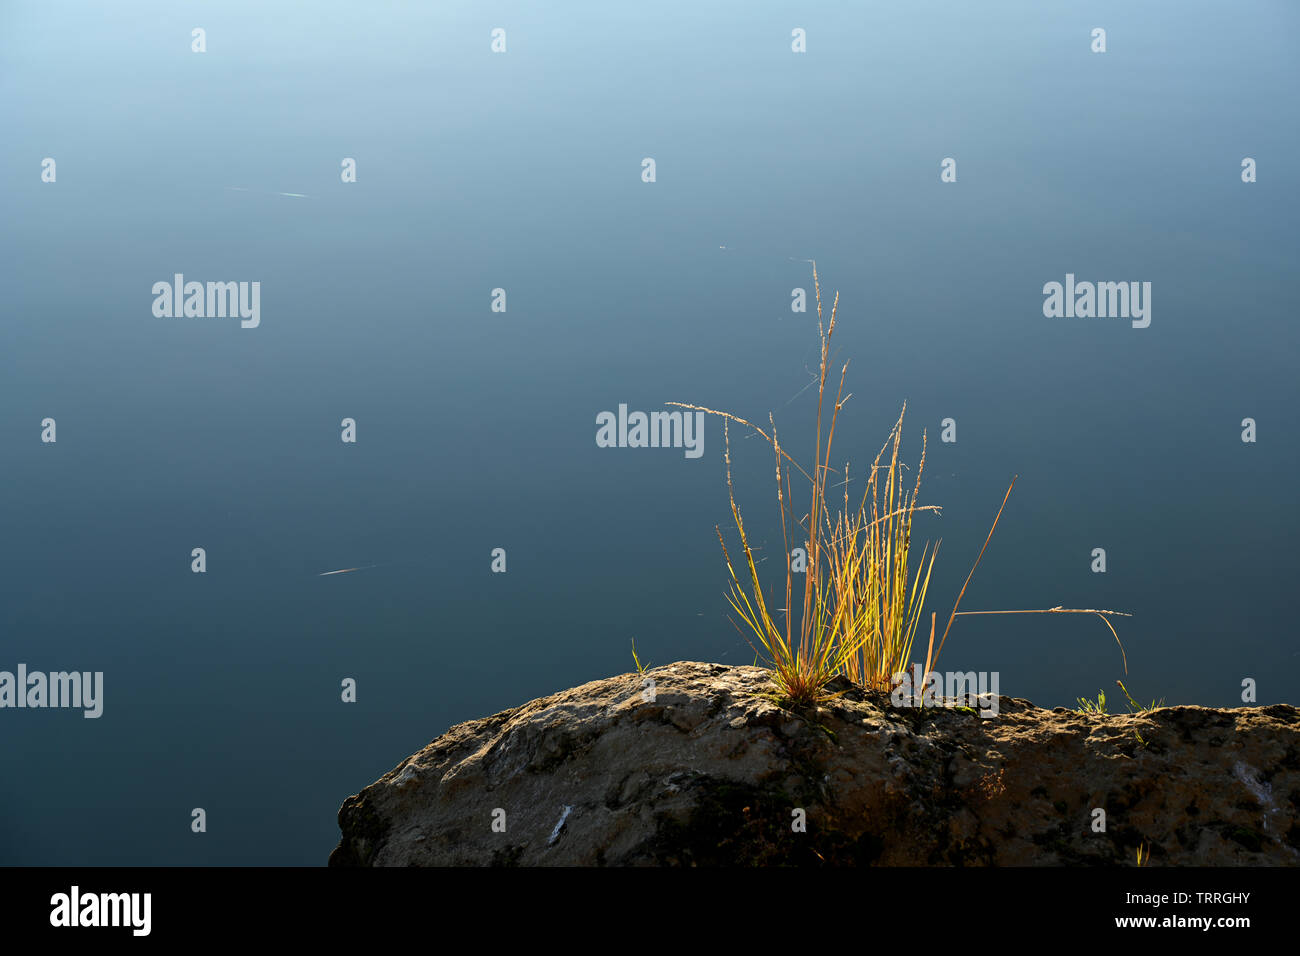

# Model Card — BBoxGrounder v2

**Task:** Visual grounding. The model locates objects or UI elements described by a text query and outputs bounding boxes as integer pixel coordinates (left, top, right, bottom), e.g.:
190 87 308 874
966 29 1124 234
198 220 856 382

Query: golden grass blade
931 475 1017 673
922 611 937 689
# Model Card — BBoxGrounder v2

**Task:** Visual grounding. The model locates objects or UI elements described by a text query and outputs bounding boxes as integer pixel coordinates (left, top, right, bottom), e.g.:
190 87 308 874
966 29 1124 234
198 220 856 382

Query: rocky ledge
330 662 1299 866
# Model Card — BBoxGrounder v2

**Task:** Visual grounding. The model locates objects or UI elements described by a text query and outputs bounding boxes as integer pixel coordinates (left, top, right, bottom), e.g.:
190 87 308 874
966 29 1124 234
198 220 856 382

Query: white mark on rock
393 764 420 788
1233 761 1271 806
548 805 573 846
1233 761 1296 857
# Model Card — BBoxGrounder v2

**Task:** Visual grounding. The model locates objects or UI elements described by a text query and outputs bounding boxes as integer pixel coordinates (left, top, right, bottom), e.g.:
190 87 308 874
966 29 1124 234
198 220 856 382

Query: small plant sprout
1116 680 1165 714
631 639 649 676
1077 690 1108 715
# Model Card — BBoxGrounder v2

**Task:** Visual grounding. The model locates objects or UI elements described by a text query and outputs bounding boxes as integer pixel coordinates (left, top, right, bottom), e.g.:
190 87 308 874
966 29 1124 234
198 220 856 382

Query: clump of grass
1135 843 1150 867
826 407 939 692
670 271 863 706
670 265 932 705
672 264 1132 707
1076 682 1164 718
1077 690 1108 715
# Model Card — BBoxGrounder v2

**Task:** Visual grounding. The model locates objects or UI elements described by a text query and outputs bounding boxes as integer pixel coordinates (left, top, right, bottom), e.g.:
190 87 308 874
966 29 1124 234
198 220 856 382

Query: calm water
2 1 1297 864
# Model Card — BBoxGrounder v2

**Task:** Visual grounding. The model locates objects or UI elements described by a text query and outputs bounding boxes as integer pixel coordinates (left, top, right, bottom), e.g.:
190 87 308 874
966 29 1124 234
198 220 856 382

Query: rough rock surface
330 662 1300 866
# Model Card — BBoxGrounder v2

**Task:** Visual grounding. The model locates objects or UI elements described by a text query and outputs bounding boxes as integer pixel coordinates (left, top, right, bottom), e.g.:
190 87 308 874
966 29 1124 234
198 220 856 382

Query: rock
329 662 1300 866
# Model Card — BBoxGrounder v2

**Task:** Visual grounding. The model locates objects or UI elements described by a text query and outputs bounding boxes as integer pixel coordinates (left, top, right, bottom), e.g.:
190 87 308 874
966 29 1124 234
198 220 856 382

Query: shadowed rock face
330 662 1300 866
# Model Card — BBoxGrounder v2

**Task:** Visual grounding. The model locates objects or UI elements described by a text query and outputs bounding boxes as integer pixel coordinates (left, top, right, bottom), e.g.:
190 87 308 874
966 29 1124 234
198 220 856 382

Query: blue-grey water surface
2 1 1297 864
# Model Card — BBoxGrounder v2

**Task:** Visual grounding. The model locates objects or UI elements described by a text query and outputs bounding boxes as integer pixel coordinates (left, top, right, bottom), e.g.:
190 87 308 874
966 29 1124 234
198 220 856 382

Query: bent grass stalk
674 263 1131 706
